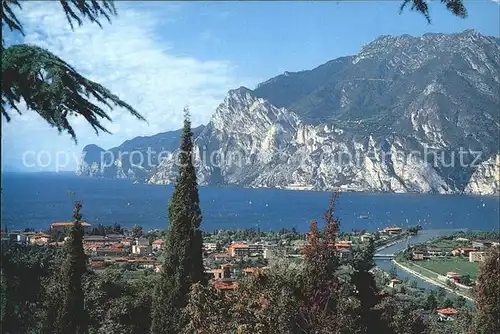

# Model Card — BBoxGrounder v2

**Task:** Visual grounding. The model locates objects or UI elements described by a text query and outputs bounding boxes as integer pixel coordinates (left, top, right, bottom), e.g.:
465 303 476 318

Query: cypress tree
151 108 204 333
52 200 88 334
474 245 500 334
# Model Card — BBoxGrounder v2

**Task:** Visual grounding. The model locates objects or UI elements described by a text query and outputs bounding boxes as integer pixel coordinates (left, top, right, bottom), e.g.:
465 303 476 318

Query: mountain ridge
77 30 500 195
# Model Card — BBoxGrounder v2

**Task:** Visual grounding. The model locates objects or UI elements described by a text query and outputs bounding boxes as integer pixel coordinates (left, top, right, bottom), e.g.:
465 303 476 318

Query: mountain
77 30 500 195
76 126 205 181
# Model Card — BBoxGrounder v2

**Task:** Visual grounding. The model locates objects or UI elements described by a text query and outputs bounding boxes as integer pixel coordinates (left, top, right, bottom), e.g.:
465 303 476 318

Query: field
413 258 479 278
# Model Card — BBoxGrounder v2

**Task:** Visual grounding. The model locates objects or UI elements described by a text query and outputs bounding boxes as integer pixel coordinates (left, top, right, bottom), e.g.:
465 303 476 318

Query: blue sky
2 0 499 171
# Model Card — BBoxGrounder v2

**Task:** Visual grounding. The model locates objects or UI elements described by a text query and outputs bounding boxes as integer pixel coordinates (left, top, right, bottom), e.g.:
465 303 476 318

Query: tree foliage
150 108 204 333
1 0 145 142
400 0 467 22
474 246 500 334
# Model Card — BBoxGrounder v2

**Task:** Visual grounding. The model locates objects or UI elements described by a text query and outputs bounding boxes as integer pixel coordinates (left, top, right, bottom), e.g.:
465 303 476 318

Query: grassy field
414 258 479 278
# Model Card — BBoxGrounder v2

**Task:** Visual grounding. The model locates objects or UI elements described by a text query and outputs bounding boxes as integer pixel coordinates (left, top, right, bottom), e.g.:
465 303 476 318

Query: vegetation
150 109 204 333
1 0 145 141
46 200 88 334
416 258 479 279
474 246 500 334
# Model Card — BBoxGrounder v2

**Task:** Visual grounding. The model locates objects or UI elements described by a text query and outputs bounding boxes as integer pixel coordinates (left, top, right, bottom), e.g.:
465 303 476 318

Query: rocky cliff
78 30 500 195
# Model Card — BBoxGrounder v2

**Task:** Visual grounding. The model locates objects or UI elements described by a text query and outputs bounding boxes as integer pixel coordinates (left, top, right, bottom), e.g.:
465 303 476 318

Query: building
469 251 489 263
213 253 232 261
388 278 402 288
451 248 476 256
228 244 250 257
471 240 499 250
338 248 353 261
248 244 264 256
135 238 150 246
361 233 373 243
412 251 424 260
203 243 218 252
96 246 129 257
152 239 165 251
83 235 107 243
263 247 287 260
446 272 461 282
214 278 238 290
51 222 91 233
30 232 51 245
383 227 403 234
121 238 133 247
132 244 152 256
436 308 457 321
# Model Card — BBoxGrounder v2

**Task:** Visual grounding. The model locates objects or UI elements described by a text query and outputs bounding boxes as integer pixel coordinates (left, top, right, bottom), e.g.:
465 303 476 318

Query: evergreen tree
474 245 500 334
2 0 145 141
150 108 204 333
52 200 88 334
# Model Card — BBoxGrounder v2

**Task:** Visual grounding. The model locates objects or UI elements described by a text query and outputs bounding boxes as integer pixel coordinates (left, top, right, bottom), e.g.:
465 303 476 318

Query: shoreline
392 259 475 302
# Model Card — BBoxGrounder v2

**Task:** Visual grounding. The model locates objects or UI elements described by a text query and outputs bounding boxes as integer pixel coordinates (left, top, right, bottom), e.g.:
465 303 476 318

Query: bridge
373 253 395 259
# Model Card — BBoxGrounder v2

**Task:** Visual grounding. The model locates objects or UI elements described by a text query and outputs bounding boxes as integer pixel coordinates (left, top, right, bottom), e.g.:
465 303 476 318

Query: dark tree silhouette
1 0 145 142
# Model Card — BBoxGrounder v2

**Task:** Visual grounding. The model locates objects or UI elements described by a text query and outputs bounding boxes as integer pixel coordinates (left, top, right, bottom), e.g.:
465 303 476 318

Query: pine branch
2 44 146 143
400 0 467 23
1 0 116 36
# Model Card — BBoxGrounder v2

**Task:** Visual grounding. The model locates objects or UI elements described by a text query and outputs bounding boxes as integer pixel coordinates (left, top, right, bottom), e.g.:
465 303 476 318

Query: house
471 240 497 250
361 233 373 243
83 235 107 243
16 234 29 244
446 272 461 282
338 248 353 261
263 247 287 260
132 244 152 256
242 267 262 276
214 278 238 290
388 278 402 288
383 227 403 234
206 264 232 280
426 247 443 256
455 237 469 242
51 222 91 233
213 253 232 261
152 239 165 251
106 234 125 242
203 243 218 252
90 257 107 268
436 308 457 321
248 244 264 256
30 232 51 245
469 251 489 263
228 244 250 257
135 238 150 246
121 238 133 247
412 251 425 260
129 257 156 269
451 248 475 256
96 245 129 257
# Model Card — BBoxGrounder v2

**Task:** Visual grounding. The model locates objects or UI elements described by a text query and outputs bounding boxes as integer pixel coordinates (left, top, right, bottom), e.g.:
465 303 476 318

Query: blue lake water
1 172 499 233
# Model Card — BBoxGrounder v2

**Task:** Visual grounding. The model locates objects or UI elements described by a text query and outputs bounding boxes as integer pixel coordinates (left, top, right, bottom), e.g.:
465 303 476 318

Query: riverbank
376 235 409 252
392 259 474 302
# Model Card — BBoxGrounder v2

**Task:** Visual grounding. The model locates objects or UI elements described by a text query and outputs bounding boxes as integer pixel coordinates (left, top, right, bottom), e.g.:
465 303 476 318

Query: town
2 222 418 287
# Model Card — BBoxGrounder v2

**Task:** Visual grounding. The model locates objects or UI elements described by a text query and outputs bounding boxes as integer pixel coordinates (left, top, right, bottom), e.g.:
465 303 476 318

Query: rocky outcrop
465 155 500 195
78 30 500 195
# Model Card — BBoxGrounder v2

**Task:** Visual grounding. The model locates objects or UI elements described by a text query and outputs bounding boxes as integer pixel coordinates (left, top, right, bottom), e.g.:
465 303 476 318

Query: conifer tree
150 108 204 333
52 200 88 334
2 0 145 141
474 245 500 334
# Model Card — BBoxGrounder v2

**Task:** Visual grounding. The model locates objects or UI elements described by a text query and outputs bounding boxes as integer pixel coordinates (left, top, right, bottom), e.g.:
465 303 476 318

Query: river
374 229 466 290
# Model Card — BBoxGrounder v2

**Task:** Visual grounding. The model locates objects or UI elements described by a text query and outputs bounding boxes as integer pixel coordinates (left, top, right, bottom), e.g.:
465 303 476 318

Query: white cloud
2 2 244 171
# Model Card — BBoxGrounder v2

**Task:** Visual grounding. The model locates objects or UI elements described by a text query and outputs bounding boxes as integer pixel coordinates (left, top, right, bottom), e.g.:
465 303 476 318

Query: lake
1 172 499 233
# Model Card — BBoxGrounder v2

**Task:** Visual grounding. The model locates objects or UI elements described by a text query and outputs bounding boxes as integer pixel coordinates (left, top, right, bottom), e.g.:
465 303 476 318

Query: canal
374 229 466 290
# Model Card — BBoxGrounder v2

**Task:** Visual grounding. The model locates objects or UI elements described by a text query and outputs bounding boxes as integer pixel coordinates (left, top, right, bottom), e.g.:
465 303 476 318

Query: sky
2 0 499 172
